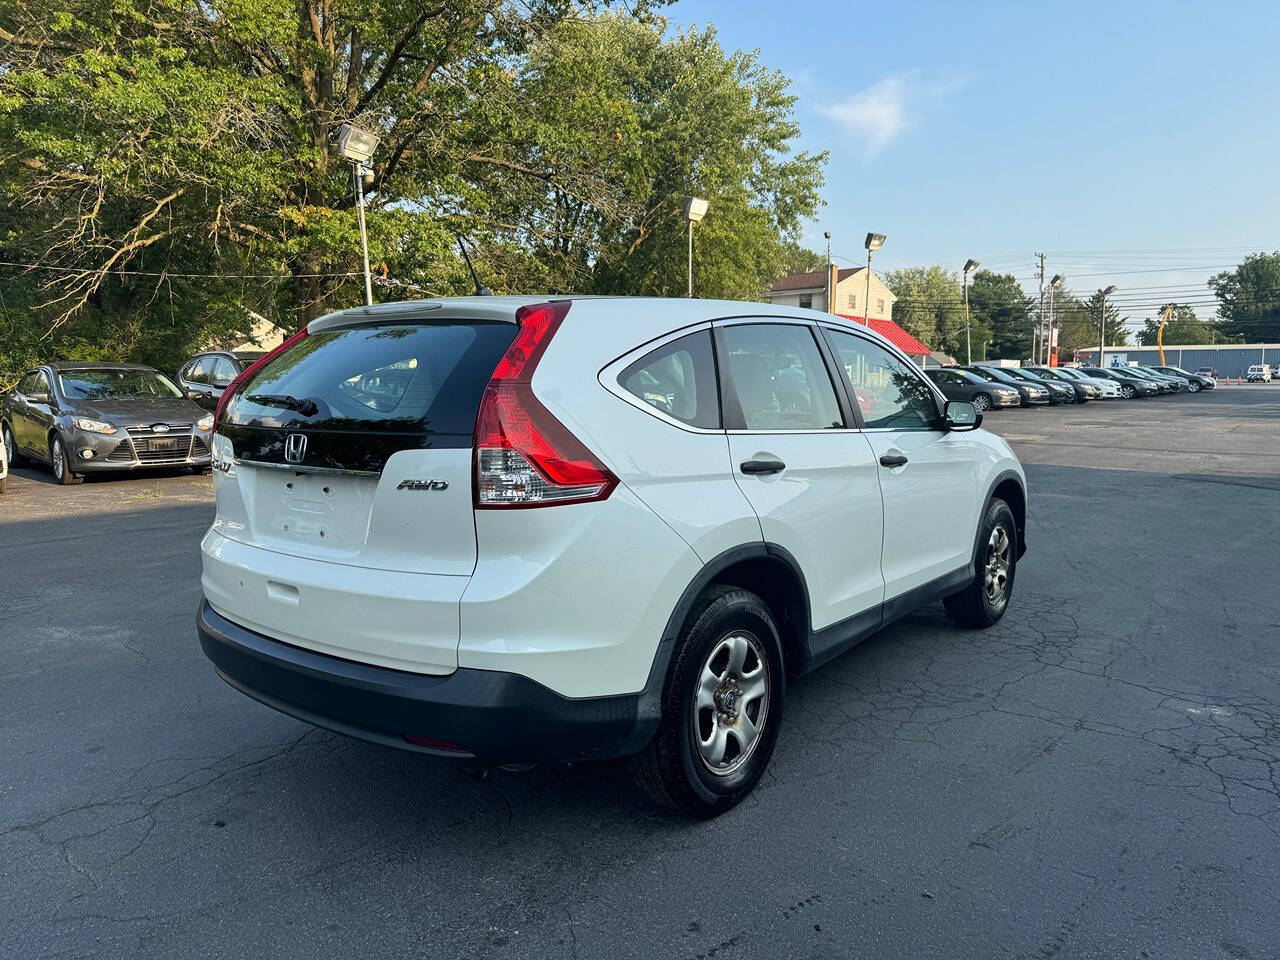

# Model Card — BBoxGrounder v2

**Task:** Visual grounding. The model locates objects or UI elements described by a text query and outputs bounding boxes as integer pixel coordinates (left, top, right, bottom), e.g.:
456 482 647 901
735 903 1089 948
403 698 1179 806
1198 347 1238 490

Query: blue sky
666 0 1280 321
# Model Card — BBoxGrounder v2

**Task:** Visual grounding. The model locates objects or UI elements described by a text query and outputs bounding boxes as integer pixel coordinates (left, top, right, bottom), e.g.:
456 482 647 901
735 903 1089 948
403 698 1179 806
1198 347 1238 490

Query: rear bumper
197 599 652 764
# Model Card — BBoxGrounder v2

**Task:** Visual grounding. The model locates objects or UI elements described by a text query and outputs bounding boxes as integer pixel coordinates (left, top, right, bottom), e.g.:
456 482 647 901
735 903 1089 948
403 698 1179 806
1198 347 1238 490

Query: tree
967 271 1032 361
1209 252 1280 343
882 266 964 356
776 241 827 277
496 16 825 299
1135 304 1217 346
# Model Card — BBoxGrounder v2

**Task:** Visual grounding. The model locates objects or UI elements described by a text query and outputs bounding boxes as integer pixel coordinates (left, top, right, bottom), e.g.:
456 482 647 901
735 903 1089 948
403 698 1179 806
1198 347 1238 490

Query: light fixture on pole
1047 274 1064 366
1098 284 1117 368
683 196 709 298
863 232 886 326
963 258 980 364
338 123 380 306
824 231 832 313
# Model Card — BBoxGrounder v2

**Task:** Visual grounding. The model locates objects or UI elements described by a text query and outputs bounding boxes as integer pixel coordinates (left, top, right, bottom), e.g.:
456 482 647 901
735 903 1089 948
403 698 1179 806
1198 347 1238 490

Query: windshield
58 369 182 401
966 367 1003 383
1003 368 1043 383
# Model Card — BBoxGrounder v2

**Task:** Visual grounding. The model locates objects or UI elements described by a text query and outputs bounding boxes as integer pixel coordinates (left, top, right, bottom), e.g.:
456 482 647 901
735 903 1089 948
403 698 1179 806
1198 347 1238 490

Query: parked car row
922 362 1216 410
0 351 262 484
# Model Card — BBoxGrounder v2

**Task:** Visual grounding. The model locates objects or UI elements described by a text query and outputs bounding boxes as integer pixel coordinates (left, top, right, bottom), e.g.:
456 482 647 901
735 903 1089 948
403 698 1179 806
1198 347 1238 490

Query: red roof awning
835 314 931 356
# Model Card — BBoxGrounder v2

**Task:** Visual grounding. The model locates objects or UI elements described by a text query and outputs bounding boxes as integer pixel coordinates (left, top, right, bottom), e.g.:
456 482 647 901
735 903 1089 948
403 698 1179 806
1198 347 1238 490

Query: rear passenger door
822 326 984 600
716 320 885 633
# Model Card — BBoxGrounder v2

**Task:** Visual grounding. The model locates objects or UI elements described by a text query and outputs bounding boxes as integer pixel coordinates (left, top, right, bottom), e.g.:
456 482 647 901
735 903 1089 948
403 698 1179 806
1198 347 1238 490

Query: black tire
49 434 83 485
1121 384 1136 399
629 586 785 818
972 393 992 412
944 498 1017 629
2 422 22 467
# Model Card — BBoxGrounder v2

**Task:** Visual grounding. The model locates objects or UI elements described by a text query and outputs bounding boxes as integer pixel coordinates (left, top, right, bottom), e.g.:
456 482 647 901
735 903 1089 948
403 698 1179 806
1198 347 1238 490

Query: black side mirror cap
945 400 981 431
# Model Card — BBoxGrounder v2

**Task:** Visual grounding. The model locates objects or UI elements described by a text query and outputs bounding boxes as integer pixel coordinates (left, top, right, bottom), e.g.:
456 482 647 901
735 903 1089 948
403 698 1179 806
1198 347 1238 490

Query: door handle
740 458 785 475
879 453 908 468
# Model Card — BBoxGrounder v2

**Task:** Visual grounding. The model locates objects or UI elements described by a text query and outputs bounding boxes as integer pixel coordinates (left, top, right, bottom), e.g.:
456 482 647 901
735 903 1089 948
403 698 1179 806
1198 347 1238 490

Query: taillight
212 326 310 432
473 301 617 508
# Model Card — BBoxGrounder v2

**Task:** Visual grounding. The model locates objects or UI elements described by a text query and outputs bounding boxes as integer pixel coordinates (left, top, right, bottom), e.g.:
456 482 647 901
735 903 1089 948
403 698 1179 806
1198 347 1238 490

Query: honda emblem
283 433 307 463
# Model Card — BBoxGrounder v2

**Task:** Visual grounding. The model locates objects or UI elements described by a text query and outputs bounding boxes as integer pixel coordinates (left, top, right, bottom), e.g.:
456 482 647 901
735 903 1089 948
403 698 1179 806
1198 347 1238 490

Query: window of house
847 292 857 310
876 298 885 314
798 294 812 309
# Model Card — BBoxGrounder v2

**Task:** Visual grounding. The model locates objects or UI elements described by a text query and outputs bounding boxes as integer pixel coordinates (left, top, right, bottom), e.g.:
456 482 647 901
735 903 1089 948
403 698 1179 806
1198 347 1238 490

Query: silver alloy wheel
1122 385 1135 399
985 525 1012 606
1189 381 1200 392
974 394 991 411
52 437 64 479
693 631 770 777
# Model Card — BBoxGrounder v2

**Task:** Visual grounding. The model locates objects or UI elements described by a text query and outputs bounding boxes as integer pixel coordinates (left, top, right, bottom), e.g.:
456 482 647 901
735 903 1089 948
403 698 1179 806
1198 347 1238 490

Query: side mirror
212 378 232 389
28 391 52 405
945 400 981 431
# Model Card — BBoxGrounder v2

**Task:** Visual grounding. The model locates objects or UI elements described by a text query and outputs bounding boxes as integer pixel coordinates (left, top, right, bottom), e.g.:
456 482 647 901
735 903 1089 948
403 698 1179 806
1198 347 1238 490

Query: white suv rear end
198 297 1027 816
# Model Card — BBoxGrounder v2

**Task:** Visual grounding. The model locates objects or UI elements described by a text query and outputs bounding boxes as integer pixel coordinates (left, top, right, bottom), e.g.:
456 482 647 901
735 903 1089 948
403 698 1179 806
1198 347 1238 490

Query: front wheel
973 393 992 412
944 498 1017 628
1188 381 1200 393
50 434 83 485
1121 385 1136 399
3 423 21 467
630 586 784 818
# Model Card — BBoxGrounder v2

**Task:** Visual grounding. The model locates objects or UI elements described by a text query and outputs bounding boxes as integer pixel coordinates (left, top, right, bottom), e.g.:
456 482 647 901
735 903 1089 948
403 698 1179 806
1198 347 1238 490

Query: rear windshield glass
59 369 181 400
224 322 516 435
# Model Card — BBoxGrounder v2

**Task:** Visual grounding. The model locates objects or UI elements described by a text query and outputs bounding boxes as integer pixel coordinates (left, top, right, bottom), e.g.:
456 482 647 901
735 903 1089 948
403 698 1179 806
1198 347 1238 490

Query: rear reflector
402 734 468 754
473 301 617 508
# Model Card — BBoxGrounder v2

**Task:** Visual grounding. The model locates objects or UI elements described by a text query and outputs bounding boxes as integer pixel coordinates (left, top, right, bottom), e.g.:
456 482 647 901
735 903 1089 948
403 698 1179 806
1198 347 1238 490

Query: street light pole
963 258 980 364
1098 284 1117 368
824 231 832 312
354 164 373 307
338 123 381 307
864 232 885 326
683 196 709 298
1047 274 1063 366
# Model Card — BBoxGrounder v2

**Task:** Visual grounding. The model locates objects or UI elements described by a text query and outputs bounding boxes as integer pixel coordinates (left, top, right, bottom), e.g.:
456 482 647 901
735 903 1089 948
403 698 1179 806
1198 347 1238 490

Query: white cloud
820 70 967 154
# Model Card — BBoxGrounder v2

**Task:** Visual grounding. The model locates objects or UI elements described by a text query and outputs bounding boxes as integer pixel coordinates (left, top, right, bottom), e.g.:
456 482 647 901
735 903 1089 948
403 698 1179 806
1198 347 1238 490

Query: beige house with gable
764 263 897 322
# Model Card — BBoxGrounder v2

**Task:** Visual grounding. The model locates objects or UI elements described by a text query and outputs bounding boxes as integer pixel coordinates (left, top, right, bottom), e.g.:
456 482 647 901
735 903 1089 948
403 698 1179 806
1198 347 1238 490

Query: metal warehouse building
1073 343 1280 379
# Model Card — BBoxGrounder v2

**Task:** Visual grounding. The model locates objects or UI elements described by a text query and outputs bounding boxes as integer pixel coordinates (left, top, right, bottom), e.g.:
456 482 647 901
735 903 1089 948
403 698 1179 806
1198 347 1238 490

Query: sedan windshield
58 369 181 401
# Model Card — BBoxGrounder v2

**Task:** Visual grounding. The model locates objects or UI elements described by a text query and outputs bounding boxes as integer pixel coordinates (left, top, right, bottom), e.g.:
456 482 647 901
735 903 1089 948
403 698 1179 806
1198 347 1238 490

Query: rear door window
620 330 720 429
224 322 516 439
187 359 211 384
719 324 843 430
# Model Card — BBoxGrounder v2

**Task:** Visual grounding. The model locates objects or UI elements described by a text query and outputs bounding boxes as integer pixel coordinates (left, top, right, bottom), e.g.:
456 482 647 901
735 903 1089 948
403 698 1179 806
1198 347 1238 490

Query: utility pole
824 231 832 312
1034 252 1046 364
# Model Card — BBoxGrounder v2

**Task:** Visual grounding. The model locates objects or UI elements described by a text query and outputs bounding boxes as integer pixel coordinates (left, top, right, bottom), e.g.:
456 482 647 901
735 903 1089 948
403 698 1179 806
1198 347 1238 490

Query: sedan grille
105 433 198 464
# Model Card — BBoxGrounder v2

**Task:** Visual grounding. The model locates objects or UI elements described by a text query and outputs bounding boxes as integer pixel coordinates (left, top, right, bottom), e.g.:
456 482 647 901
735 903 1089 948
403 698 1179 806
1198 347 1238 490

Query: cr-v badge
397 479 449 491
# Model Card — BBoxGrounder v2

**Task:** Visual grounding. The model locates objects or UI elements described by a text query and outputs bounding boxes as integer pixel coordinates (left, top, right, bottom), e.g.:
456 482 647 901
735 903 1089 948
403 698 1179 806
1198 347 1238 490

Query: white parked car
197 298 1027 816
1245 363 1272 382
1049 365 1122 399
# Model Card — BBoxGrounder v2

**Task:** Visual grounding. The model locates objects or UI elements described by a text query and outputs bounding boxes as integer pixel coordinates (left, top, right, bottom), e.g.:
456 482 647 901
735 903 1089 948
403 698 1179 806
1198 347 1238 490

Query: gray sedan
1 363 214 484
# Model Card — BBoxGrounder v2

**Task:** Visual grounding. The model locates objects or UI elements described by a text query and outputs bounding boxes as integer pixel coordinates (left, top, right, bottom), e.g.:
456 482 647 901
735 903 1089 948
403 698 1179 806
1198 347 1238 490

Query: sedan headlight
72 417 117 435
197 414 214 431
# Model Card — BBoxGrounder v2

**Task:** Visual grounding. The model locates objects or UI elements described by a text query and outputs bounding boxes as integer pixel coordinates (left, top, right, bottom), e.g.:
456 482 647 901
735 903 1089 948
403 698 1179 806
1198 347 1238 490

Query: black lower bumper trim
197 600 648 764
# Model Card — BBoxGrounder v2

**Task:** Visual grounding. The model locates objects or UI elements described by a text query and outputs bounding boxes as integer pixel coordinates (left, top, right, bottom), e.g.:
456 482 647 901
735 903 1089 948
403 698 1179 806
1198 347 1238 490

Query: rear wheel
944 498 1017 628
972 393 992 412
630 586 784 818
50 434 83 485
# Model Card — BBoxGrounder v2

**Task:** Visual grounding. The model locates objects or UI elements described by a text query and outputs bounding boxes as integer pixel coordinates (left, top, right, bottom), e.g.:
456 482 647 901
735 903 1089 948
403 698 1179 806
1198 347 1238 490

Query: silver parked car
1 363 214 484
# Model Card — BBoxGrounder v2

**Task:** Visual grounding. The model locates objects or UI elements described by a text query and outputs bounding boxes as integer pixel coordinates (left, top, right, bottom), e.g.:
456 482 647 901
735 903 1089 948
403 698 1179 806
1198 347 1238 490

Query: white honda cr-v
198 297 1026 816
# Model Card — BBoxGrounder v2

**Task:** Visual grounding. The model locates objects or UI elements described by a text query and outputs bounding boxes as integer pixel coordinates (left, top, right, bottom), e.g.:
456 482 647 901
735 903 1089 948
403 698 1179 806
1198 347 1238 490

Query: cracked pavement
1 387 1278 959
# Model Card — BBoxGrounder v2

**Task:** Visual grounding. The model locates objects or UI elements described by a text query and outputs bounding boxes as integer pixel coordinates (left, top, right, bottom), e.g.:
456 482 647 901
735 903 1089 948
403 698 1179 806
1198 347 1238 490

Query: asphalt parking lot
2 387 1278 959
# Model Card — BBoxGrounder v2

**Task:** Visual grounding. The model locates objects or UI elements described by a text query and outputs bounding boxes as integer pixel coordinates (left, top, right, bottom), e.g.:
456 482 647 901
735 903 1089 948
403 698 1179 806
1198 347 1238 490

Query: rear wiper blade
246 393 318 417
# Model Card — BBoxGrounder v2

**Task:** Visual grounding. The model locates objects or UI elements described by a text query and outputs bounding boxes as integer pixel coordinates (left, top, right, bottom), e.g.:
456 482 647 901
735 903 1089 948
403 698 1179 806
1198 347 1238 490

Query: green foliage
0 2 819 385
1209 252 1280 342
776 241 827 277
882 266 965 357
968 270 1032 361
1135 304 1217 346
